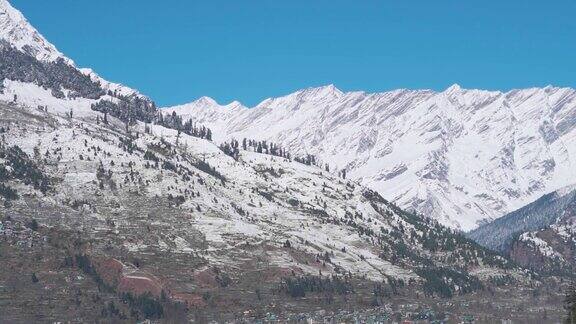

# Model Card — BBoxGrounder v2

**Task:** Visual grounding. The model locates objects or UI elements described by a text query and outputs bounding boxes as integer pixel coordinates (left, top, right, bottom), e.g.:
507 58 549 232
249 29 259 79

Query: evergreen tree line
415 267 483 298
279 275 353 298
0 144 52 200
0 40 104 99
220 138 331 168
219 138 350 179
91 101 215 142
0 183 18 202
121 292 164 320
90 95 156 126
0 39 212 143
220 138 293 161
156 111 213 141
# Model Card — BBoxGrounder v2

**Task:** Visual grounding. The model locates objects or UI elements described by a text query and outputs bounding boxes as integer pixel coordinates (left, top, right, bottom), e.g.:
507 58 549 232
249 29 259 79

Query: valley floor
0 215 568 323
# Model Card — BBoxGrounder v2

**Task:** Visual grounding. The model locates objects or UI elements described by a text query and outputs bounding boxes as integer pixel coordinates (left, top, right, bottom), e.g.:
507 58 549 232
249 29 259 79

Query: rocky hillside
509 211 575 276
468 186 576 275
468 185 576 252
1 98 535 321
164 84 576 231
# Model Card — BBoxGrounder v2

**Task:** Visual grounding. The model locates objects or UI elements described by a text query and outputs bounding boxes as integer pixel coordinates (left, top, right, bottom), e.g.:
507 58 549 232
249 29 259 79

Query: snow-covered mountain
0 0 146 112
164 84 576 231
0 0 516 279
0 0 66 63
510 212 576 275
0 0 528 315
0 95 535 321
0 0 570 321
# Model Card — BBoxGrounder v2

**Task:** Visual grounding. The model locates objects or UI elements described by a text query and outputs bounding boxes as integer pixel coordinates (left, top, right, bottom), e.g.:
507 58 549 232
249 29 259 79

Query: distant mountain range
163 83 576 231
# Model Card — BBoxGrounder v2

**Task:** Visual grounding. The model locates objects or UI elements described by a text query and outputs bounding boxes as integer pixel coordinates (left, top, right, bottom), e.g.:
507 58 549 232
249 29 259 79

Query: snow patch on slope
0 0 68 63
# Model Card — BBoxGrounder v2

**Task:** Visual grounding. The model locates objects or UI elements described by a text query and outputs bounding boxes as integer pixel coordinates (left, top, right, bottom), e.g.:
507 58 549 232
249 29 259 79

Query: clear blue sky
11 0 576 107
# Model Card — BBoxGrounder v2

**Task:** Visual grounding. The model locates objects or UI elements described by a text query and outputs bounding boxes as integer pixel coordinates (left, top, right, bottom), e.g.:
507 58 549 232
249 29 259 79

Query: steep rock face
164 85 576 230
508 202 576 275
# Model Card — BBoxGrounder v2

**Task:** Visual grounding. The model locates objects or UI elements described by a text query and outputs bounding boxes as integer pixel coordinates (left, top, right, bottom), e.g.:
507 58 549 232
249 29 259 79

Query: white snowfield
164 84 576 231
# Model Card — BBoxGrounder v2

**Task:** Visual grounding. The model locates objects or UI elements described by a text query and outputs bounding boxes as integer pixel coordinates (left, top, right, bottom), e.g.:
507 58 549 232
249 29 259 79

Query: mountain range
164 83 576 231
0 0 573 322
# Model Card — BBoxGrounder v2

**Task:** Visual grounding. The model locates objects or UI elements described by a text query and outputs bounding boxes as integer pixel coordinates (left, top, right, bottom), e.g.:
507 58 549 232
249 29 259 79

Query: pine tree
28 219 39 231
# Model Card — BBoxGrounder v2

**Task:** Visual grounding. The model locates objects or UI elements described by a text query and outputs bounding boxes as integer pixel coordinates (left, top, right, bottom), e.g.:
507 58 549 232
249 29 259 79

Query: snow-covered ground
1 99 522 287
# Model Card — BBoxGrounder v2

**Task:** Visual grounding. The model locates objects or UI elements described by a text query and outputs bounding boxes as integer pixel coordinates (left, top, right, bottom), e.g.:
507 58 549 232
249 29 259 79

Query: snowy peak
195 96 219 106
299 84 343 98
0 0 67 63
0 0 153 117
445 83 462 93
165 96 248 114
